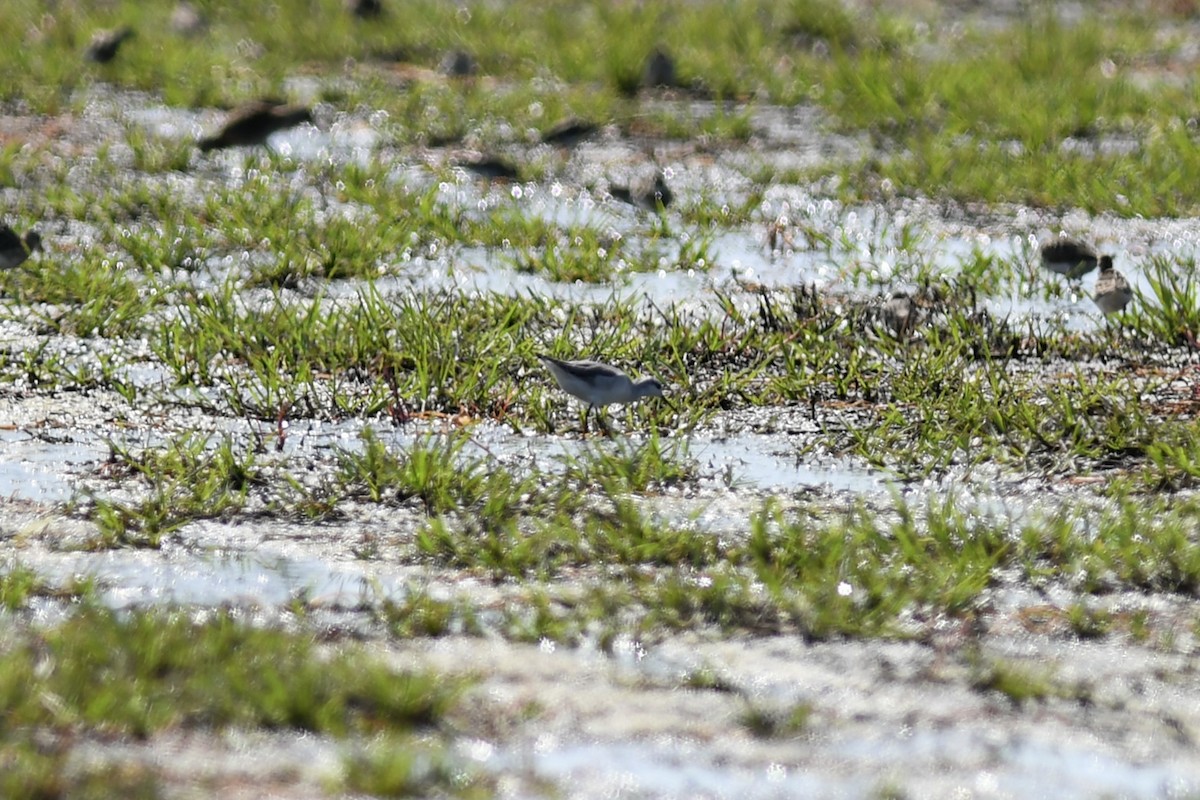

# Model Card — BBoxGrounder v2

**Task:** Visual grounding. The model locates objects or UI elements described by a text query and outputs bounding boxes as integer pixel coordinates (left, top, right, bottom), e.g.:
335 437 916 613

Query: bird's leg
581 405 590 436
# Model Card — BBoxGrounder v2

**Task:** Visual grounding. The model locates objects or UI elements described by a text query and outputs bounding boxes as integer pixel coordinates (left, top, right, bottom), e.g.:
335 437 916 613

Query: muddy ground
4 47 1200 799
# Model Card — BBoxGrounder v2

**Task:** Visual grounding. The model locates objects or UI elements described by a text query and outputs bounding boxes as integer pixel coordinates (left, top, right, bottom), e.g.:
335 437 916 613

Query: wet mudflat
5 0 1200 797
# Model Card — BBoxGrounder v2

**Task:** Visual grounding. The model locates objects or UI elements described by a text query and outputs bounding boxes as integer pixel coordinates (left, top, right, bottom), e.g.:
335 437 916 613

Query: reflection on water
0 430 104 503
690 434 883 494
512 727 1197 800
27 548 405 609
521 740 825 799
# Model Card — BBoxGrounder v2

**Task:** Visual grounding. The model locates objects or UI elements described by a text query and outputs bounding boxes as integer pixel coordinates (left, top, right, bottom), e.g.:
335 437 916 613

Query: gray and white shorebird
440 49 477 78
0 226 42 269
1093 255 1133 315
611 171 673 211
881 291 917 338
537 354 667 434
643 46 678 89
1040 237 1100 280
346 0 383 18
540 118 599 149
456 154 521 182
198 101 314 152
86 26 134 63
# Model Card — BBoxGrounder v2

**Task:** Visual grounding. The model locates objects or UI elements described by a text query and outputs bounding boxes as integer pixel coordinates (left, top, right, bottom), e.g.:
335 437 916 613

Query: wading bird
537 354 667 435
0 226 42 269
86 26 134 63
1040 237 1100 280
611 171 673 211
1092 256 1133 315
198 101 313 152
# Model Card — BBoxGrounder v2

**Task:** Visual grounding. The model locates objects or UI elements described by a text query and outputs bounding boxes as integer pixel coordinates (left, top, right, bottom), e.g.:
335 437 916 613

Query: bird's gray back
545 358 625 381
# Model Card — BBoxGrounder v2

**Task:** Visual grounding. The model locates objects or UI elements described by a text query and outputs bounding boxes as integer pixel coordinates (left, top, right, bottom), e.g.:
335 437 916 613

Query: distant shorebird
611 171 673 211
881 291 917 338
456 154 521 181
346 0 383 17
86 26 134 63
198 101 313 152
0 226 42 269
1040 237 1100 280
537 354 667 434
1093 256 1132 315
440 49 477 78
541 118 599 148
643 46 677 89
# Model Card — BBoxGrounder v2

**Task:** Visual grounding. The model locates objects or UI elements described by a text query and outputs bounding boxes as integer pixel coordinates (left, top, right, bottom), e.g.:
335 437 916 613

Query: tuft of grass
155 283 544 420
0 607 458 733
337 429 534 521
742 498 1005 638
416 495 720 580
374 589 481 639
509 227 624 283
83 435 263 549
0 606 460 796
740 700 814 738
1067 602 1113 639
0 562 42 611
680 666 740 693
558 433 697 492
125 126 194 173
1129 255 1200 346
780 0 868 51
970 658 1055 706
342 738 488 798
0 563 96 610
5 254 163 338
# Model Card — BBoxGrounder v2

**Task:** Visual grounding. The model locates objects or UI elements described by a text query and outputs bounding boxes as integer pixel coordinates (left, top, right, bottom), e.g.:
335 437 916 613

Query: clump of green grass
680 665 740 693
156 283 551 420
417 493 722 580
1144 424 1200 492
83 435 262 548
742 498 1003 638
0 563 96 610
374 589 482 638
1128 255 1200 346
1018 495 1200 596
336 429 536 521
337 429 474 510
740 700 814 738
814 10 1196 215
810 310 1174 480
0 562 42 611
579 499 722 568
416 513 568 579
431 490 1200 644
125 126 194 173
970 657 1056 706
0 606 461 797
632 570 784 635
6 255 163 338
396 487 1200 643
510 231 622 283
342 738 488 798
2 749 162 800
1067 602 1113 639
780 0 869 51
558 433 697 492
500 588 589 644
